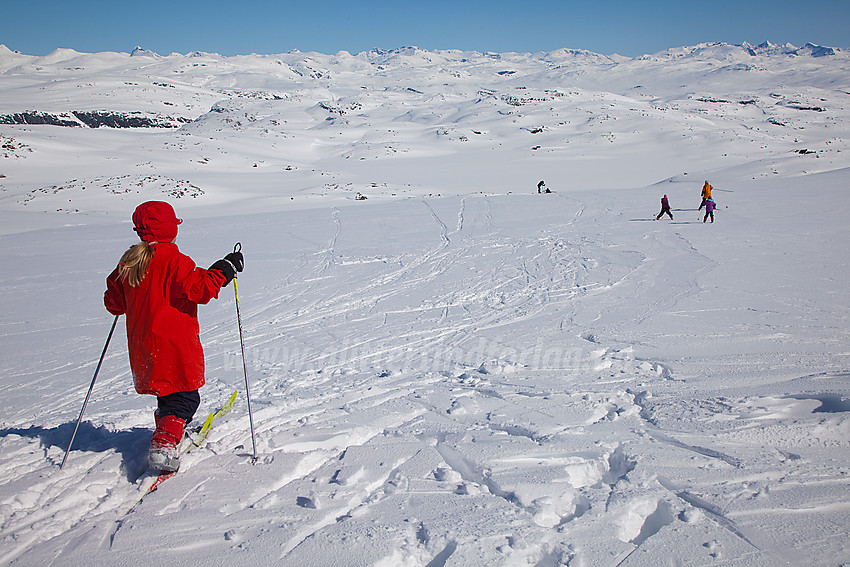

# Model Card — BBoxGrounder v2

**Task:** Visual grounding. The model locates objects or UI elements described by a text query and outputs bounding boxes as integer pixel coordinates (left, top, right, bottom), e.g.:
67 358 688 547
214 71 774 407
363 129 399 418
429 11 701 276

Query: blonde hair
118 242 154 287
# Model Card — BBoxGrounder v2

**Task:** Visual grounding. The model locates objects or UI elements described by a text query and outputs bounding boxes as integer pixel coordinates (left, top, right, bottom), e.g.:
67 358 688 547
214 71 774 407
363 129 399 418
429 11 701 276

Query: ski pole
60 314 119 469
232 242 258 461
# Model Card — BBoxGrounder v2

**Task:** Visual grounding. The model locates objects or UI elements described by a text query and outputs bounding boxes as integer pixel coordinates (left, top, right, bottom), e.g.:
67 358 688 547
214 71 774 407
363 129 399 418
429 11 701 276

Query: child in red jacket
104 201 243 472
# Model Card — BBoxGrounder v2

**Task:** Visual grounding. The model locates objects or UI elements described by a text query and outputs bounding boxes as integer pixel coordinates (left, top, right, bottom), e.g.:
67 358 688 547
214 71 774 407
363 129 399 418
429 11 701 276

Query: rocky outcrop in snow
0 110 191 128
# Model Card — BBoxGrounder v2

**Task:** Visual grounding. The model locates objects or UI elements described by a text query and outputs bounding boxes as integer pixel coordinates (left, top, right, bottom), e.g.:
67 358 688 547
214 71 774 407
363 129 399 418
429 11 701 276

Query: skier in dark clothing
656 194 673 220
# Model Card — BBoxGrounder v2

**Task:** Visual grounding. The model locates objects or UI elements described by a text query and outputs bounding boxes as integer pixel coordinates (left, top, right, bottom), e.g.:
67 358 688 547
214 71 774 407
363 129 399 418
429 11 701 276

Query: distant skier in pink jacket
703 198 716 223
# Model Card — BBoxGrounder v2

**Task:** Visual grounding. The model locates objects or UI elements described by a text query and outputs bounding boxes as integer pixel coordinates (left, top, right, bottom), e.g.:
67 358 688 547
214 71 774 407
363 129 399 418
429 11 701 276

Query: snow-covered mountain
1 41 847 220
0 42 848 566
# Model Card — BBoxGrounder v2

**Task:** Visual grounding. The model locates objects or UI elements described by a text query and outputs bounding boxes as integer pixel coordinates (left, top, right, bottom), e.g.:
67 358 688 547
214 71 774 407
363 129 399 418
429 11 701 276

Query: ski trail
317 207 341 277
422 199 450 247
660 480 800 567
0 448 144 565
244 203 464 338
648 431 742 467
225 195 619 383
454 197 465 234
556 193 586 227
667 486 760 549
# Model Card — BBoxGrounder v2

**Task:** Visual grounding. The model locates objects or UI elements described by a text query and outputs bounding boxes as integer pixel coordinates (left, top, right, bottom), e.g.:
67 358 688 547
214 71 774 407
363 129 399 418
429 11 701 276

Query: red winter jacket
104 242 228 396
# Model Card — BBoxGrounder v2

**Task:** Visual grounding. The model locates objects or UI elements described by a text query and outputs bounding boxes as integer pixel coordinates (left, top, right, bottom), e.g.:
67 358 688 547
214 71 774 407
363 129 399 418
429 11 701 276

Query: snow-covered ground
0 42 849 566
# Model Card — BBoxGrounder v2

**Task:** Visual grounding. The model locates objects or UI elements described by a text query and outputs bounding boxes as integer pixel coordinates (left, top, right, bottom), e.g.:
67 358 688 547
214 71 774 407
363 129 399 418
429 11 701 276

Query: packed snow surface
0 42 849 566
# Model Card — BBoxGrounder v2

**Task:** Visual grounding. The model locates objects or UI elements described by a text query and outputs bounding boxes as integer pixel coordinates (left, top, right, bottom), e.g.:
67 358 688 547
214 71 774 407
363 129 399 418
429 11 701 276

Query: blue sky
2 0 847 57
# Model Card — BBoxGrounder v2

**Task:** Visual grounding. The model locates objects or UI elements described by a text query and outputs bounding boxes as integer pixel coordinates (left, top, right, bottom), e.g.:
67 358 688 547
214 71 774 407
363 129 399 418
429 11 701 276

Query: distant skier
104 201 244 472
656 194 673 220
703 197 716 223
699 180 713 210
537 180 551 194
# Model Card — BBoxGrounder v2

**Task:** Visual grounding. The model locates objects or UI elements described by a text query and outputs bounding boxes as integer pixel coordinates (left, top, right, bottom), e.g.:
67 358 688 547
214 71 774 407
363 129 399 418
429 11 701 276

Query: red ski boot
149 415 185 472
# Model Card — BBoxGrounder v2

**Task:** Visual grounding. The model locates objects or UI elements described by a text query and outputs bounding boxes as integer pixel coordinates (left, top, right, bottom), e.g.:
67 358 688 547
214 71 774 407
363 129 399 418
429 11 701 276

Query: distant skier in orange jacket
699 181 713 210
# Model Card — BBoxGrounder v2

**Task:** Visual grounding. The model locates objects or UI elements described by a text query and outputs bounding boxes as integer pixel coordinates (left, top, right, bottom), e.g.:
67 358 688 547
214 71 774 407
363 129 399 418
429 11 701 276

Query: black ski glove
209 251 243 286
225 251 244 272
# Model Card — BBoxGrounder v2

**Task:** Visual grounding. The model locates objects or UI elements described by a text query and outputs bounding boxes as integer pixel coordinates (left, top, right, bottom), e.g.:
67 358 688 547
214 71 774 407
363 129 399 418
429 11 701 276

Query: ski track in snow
1 42 849 566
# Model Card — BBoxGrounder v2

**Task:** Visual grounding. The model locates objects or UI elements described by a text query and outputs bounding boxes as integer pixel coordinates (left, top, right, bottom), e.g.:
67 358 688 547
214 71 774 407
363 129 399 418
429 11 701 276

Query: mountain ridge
0 40 843 67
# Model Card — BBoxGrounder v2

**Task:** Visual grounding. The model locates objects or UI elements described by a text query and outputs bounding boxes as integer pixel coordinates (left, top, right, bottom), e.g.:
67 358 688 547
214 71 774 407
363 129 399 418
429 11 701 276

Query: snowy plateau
0 40 849 566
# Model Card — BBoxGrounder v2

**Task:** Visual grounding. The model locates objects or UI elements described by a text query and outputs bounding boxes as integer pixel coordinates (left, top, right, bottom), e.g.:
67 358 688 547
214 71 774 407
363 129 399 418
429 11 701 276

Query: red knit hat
132 201 183 242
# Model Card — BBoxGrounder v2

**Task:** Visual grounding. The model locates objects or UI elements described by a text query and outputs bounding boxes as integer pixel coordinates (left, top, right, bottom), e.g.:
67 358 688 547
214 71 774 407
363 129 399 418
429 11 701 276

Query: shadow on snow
1 421 151 481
